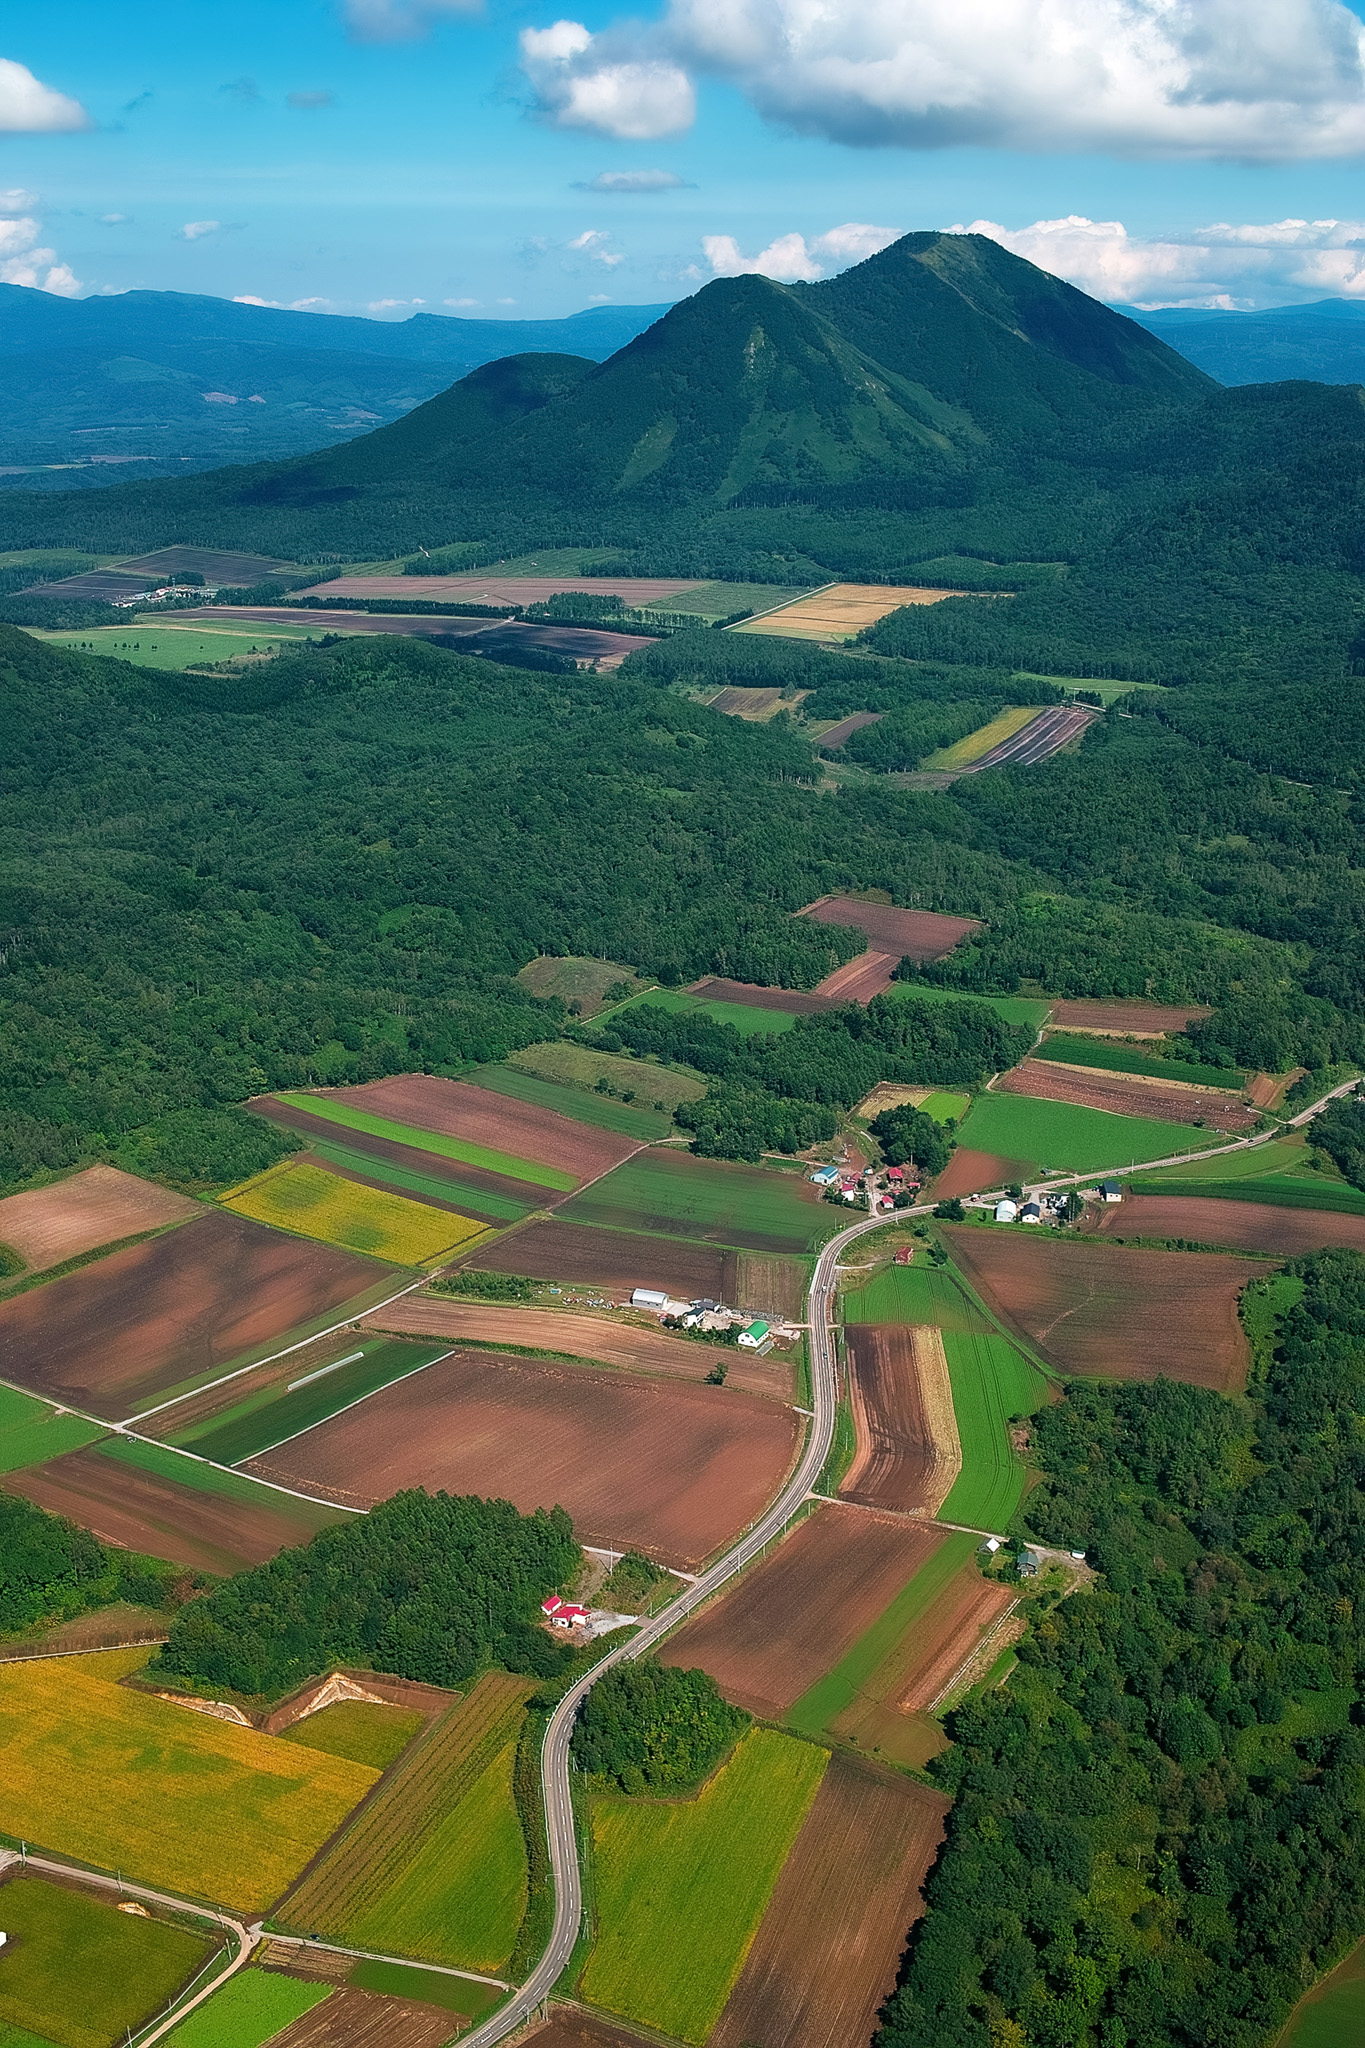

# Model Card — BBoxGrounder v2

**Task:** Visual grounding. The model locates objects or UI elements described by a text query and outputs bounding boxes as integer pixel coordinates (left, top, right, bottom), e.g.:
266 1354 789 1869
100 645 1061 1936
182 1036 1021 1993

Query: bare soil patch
0 1166 200 1275
842 1326 961 1514
464 1218 734 1303
710 685 784 716
688 978 834 1015
266 1988 459 2048
801 896 981 962
660 1504 947 1717
813 711 884 750
362 1296 790 1399
814 950 899 1001
1047 998 1213 1036
711 1756 949 2048
894 1573 1017 1710
943 1225 1262 1391
0 1210 390 1415
735 1250 808 1320
524 2017 659 2048
254 1099 546 1209
1000 1058 1258 1133
327 1074 640 1182
4 1447 335 1574
246 1350 799 1568
932 1149 1030 1199
1093 1193 1365 1256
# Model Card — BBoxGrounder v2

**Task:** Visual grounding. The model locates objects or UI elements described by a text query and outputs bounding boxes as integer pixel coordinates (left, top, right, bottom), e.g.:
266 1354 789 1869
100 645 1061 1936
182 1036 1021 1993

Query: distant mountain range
1135 298 1365 387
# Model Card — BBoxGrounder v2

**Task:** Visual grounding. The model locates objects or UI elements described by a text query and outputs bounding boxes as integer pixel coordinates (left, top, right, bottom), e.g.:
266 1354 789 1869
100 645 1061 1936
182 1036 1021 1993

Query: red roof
887 1166 904 1180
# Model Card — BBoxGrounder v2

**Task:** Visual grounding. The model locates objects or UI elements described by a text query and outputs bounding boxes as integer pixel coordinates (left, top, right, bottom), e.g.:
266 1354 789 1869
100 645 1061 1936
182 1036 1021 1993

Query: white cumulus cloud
0 208 81 295
704 221 899 282
0 57 90 133
567 227 626 266
535 0 1365 160
961 213 1365 307
521 20 694 139
181 220 222 241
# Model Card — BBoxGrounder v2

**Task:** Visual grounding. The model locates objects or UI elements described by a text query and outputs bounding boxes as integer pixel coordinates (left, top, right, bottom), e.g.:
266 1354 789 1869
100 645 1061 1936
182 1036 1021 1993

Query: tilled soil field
3 1446 338 1573
943 1225 1263 1391
813 950 899 1001
841 1325 961 1514
1046 998 1213 1035
813 711 884 750
362 1296 791 1399
801 896 981 961
710 1757 949 2048
660 1504 947 1717
326 1074 642 1182
254 1099 544 1212
931 1149 1031 1199
894 1573 1017 1711
1092 1192 1365 1256
266 1989 459 2048
464 1219 735 1303
687 978 834 1015
735 1250 809 1320
0 1165 200 1275
1000 1058 1258 1133
0 1210 392 1415
246 1349 798 1568
523 2019 660 2048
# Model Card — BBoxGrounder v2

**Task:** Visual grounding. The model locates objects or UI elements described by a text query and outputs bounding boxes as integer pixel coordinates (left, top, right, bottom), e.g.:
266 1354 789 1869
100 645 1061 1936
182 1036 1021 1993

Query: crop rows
222 1161 485 1267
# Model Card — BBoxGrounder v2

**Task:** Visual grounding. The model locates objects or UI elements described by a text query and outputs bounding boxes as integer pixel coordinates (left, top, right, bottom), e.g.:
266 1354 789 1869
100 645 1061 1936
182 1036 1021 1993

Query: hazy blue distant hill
1135 298 1365 387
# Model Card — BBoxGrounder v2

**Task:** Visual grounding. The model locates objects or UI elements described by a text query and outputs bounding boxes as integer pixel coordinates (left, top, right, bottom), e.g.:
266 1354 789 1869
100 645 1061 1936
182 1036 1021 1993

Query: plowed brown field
523 2019 657 2048
1047 998 1212 1035
801 897 980 961
0 1210 392 1415
943 1226 1262 1391
1094 1193 1365 1255
813 711 884 750
842 1326 960 1513
246 1350 798 1568
814 950 899 1001
361 1296 790 1399
735 1250 809 1320
4 1446 341 1573
326 1074 640 1181
266 1989 459 2048
254 1099 546 1209
1000 1058 1257 1133
710 1757 949 2048
0 1166 200 1275
931 1149 1030 1199
465 1219 733 1302
688 978 833 1015
660 1504 947 1717
894 1573 1016 1711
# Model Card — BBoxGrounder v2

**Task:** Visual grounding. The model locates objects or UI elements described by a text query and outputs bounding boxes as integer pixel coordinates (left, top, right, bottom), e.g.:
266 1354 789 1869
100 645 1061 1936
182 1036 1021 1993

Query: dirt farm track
245 1348 800 1568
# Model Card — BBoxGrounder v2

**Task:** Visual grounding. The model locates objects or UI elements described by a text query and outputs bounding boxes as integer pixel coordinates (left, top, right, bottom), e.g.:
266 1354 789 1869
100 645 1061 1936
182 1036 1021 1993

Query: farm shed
738 1320 771 1349
1102 1179 1123 1203
1020 1202 1043 1224
542 1597 588 1629
810 1165 840 1187
631 1287 669 1308
995 1199 1019 1222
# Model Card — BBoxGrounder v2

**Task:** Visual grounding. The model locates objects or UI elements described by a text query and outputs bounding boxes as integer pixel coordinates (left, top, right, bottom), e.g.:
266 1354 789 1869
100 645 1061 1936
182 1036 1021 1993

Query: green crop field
1278 1941 1365 2048
271 1092 573 1189
303 1134 534 1223
0 1386 104 1473
958 1091 1222 1175
280 1699 426 1770
0 1876 213 2048
920 1090 972 1123
561 1146 835 1252
1037 1033 1246 1089
468 1062 673 1140
786 1532 978 1738
163 1969 331 2048
581 1727 827 2043
38 624 315 673
610 987 798 1035
174 1336 448 1463
1124 1135 1305 1184
94 1436 348 1528
505 1040 706 1117
841 1261 989 1332
1131 1172 1365 1215
348 1959 503 2017
938 1331 1050 1531
881 982 1052 1030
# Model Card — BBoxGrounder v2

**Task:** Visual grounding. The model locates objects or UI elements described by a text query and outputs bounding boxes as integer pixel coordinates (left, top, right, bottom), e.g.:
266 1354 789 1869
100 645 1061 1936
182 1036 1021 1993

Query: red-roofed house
542 1596 588 1630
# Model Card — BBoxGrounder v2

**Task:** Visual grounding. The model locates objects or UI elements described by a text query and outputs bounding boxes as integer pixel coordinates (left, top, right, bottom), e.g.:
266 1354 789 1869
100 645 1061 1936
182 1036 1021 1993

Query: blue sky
8 0 1365 319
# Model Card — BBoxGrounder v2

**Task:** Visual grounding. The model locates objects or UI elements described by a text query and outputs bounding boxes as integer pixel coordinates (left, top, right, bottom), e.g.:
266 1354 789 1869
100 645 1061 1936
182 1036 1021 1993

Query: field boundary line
723 580 839 628
0 1636 168 1664
262 1931 511 1989
806 1492 1006 1543
227 1348 456 1465
109 1427 368 1515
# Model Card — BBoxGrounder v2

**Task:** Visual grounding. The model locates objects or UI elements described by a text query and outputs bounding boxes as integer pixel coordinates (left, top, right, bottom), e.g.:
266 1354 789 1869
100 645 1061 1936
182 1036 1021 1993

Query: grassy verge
816 1395 856 1495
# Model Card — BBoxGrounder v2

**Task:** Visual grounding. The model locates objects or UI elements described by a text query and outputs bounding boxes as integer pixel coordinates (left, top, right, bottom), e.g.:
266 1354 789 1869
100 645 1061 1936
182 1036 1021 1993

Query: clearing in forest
505 1039 705 1118
731 583 969 642
0 1164 199 1276
1046 998 1212 1036
514 954 650 1018
881 982 1053 1029
611 986 799 1034
220 1161 489 1266
559 1148 831 1254
920 704 1042 769
800 896 981 961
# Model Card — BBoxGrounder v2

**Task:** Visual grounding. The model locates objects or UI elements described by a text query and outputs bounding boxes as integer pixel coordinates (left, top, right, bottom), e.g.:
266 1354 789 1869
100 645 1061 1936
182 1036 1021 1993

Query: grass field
610 987 797 1035
220 1161 487 1266
1126 1136 1306 1183
1130 1172 1365 1215
0 1650 376 1909
38 623 315 672
0 1876 213 2048
919 1090 971 1123
1037 1033 1245 1088
303 1134 535 1223
162 1969 331 2048
95 1434 347 1525
281 1700 425 1770
1012 671 1168 705
505 1040 705 1118
921 704 1042 769
561 1147 833 1252
938 1331 1049 1530
271 1092 573 1189
958 1090 1221 1174
514 954 650 1018
841 1261 989 1332
581 1727 827 2043
881 982 1052 1030
0 1386 104 1473
1278 1941 1365 2048
173 1335 448 1463
467 1062 672 1140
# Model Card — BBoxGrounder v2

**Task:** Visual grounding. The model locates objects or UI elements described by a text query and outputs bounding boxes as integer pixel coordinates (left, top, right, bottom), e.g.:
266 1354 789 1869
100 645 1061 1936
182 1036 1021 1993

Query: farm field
161 1970 331 2048
0 1209 393 1416
466 1217 734 1302
1137 1171 1365 1214
6 1436 345 1573
469 1063 673 1141
559 1147 833 1254
841 1325 962 1514
943 1226 1263 1391
999 1057 1258 1133
220 1161 487 1266
938 1331 1050 1531
0 1164 199 1275
264 1091 574 1191
250 1986 466 2046
514 953 650 1019
504 1040 705 1118
812 708 884 748
956 1089 1223 1174
882 981 1053 1029
931 1147 1033 1198
841 1259 990 1333
813 949 899 1001
1037 1033 1245 1087
611 986 798 1034
280 1699 425 1769
801 895 981 961
734 1249 811 1319
246 1348 798 1567
732 581 966 641
0 1875 212 2048
1278 1939 1365 2048
327 1073 641 1182
580 1727 827 2044
0 1649 377 1909
687 976 833 1017
253 1098 540 1220
520 2020 658 2048
661 1504 947 1717
0 1385 104 1474
38 622 316 671
295 1140 531 1226
1127 1135 1309 1183
709 1758 950 2048
279 1673 530 1973
1092 1191 1365 1253
921 703 1042 768
362 1297 788 1400
1046 998 1212 1035
175 1334 451 1463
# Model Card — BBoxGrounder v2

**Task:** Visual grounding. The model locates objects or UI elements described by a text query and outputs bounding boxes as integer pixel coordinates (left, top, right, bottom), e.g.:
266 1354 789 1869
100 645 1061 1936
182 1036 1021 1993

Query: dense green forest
881 1253 1365 2048
153 1489 580 1697
0 1492 187 1634
1308 1094 1365 1191
570 1660 749 1793
868 1101 954 1176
